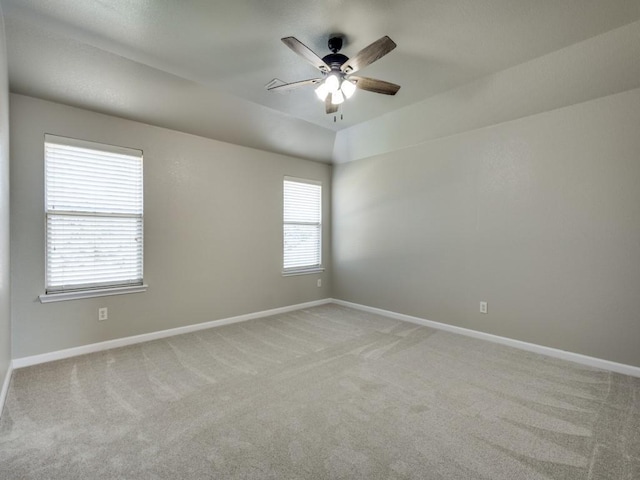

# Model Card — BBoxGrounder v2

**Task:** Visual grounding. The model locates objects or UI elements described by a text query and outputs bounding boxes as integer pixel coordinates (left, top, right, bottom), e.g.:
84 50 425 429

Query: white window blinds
45 135 144 293
283 177 322 272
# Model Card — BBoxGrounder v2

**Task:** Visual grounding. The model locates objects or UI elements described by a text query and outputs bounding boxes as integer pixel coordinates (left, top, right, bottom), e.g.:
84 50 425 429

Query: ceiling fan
268 35 400 114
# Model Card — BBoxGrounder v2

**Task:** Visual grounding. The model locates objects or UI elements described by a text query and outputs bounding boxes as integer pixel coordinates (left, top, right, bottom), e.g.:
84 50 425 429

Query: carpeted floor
0 304 638 479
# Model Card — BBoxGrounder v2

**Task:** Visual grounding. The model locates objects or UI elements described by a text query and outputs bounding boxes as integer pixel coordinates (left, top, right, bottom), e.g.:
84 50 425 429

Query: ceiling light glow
325 74 340 93
315 83 329 101
331 90 345 105
341 80 356 99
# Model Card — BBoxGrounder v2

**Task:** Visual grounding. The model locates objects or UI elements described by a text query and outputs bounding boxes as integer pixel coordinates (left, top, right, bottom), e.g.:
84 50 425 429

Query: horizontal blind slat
45 136 144 292
283 178 321 270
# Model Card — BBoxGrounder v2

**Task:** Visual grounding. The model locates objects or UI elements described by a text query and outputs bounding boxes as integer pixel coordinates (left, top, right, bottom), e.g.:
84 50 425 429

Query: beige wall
0 7 11 384
10 94 331 358
332 88 640 367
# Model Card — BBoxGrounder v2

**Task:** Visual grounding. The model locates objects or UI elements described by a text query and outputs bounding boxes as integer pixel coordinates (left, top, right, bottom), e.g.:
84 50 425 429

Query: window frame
282 176 324 276
39 134 147 303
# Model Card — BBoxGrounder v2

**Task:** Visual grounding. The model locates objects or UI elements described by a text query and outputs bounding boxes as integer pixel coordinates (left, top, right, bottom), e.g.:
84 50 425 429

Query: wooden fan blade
282 37 331 72
340 36 396 73
325 96 339 114
267 78 321 92
350 76 400 95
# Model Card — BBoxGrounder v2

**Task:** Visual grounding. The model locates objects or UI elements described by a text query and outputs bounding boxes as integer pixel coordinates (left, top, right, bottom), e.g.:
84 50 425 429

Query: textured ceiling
2 0 640 161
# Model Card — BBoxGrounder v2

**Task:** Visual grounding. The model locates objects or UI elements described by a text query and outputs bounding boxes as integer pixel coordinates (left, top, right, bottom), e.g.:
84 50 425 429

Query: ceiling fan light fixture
341 79 356 99
276 35 400 114
315 83 329 101
331 90 345 105
325 74 340 93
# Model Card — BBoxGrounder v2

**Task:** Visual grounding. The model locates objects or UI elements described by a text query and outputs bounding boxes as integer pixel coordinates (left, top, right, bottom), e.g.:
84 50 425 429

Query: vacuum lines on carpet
1 304 638 479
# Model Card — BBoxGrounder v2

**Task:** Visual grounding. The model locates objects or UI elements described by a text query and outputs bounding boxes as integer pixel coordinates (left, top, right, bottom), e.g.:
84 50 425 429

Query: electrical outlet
317 279 322 287
479 302 488 314
98 307 108 321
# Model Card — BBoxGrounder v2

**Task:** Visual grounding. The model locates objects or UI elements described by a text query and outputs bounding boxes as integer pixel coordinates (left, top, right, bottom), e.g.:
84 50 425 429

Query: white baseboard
12 297 640 379
0 360 13 417
331 299 640 378
12 299 332 369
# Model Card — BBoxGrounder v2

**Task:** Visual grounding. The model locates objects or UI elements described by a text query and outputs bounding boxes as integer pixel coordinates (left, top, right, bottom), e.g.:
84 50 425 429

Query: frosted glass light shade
341 79 356 99
315 83 329 101
325 74 340 93
331 90 345 105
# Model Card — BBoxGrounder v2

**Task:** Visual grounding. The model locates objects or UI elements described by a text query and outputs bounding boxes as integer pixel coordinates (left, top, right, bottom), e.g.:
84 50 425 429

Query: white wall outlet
317 278 322 287
480 301 488 314
98 307 108 321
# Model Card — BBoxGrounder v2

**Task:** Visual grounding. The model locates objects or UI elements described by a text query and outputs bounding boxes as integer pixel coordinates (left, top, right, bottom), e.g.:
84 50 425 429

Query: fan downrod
323 36 348 69
328 37 343 53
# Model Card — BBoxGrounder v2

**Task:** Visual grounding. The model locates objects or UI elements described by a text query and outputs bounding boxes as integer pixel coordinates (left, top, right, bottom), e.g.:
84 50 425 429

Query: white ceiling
2 0 640 161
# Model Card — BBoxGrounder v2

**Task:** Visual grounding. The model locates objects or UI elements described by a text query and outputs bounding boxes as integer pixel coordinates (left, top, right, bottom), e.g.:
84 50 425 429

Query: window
283 177 323 274
41 135 145 302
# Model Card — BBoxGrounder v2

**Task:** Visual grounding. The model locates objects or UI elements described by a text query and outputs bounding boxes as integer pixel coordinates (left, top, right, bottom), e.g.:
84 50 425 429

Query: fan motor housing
322 53 348 70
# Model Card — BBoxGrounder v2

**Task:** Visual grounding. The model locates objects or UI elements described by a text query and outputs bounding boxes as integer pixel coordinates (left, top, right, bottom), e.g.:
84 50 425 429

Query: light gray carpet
1 304 638 479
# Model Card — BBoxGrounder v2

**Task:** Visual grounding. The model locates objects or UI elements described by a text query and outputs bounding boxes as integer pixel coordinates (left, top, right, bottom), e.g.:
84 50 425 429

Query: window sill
39 284 148 303
282 267 325 277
